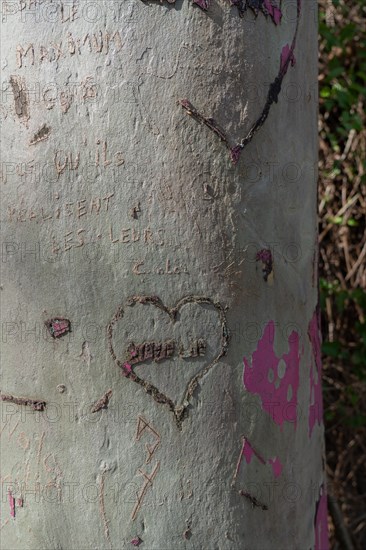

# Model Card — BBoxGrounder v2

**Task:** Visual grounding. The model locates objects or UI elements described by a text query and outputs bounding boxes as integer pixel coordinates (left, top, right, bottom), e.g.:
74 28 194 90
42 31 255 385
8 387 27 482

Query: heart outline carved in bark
107 295 229 428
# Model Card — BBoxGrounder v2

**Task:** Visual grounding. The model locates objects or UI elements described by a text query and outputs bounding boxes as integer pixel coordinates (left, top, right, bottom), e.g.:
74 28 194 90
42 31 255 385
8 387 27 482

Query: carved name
132 258 189 275
127 339 206 365
16 31 123 68
7 194 114 223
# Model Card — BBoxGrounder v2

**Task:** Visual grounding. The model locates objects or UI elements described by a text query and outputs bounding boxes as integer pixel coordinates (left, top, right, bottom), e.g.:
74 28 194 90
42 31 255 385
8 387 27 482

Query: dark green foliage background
319 1 365 547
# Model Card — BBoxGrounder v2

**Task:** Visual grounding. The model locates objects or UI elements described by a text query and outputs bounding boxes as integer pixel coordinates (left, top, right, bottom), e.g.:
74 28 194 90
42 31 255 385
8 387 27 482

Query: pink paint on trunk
264 0 282 25
242 439 265 465
243 321 300 429
268 457 283 478
240 439 282 478
8 491 15 518
314 486 329 550
280 44 296 74
242 439 254 464
122 363 132 376
308 311 324 436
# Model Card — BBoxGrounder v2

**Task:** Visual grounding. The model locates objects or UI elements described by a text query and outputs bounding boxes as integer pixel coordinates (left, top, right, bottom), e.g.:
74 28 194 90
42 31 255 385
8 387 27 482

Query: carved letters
16 31 123 68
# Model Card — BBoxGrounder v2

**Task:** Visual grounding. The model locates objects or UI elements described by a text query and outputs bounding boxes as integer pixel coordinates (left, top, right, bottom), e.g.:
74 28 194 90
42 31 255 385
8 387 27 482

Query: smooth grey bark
1 1 327 549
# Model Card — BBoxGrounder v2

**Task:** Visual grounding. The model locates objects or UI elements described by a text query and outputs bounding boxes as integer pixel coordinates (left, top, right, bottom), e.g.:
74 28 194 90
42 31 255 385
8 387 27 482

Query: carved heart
107 296 229 427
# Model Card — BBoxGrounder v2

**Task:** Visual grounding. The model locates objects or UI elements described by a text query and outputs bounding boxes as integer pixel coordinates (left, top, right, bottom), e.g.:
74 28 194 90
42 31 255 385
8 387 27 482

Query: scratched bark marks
141 0 210 10
29 123 51 146
1 0 323 548
1 393 46 411
9 75 30 125
91 389 113 413
107 295 229 428
180 0 302 164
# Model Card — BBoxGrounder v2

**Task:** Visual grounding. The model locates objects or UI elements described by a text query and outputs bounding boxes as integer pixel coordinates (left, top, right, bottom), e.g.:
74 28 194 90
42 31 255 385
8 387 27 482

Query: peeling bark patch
256 249 273 282
9 75 29 124
314 485 329 550
308 310 324 436
29 123 51 146
107 295 229 428
239 490 268 510
1 393 46 411
182 0 301 164
45 318 71 339
131 537 143 546
243 321 300 428
91 389 113 413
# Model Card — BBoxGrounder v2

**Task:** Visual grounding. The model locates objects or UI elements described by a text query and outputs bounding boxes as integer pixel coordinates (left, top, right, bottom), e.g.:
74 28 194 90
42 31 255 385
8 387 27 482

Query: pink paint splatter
264 0 282 25
243 321 300 428
242 439 254 464
236 439 283 480
8 491 15 518
17 498 23 507
242 439 266 465
308 311 324 436
314 485 329 550
131 537 143 547
268 457 283 478
280 44 296 75
122 363 132 377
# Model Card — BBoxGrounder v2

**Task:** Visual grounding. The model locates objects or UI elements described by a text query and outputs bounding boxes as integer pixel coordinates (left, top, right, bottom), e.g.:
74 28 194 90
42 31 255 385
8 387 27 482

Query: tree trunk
1 0 327 548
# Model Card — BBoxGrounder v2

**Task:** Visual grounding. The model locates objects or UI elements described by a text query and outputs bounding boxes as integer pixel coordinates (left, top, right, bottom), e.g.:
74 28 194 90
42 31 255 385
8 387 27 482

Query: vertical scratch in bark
9 75 30 125
99 472 112 548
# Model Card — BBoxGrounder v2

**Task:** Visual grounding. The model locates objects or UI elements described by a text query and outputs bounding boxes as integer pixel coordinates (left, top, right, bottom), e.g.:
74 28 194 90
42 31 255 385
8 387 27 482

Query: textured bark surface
0 1 327 548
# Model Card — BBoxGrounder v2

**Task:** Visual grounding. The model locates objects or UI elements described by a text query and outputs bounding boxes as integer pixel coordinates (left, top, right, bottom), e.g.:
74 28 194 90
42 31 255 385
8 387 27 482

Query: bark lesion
9 75 30 126
91 390 113 413
1 392 46 411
